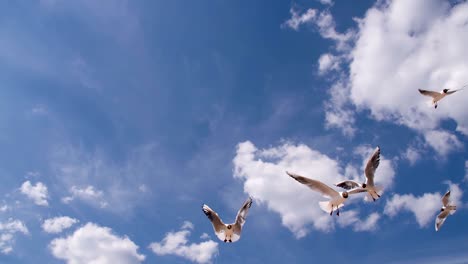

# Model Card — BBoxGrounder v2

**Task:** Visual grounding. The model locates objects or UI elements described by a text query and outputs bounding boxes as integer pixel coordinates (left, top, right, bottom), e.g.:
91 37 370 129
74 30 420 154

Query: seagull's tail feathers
318 201 343 213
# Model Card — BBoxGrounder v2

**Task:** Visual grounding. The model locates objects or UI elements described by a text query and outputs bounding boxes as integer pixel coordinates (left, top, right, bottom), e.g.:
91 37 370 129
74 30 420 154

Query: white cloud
318 0 334 6
402 145 422 165
233 141 393 238
42 216 79 234
282 8 317 31
49 222 145 264
149 221 218 264
465 161 468 181
337 210 380 232
384 182 463 227
318 53 341 74
316 0 468 149
424 129 463 157
324 81 356 137
20 181 49 206
62 185 108 208
0 219 29 254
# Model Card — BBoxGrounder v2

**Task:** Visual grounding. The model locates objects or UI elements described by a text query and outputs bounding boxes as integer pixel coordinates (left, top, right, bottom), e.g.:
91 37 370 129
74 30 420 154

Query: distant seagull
202 197 252 243
418 87 464 109
335 146 382 201
435 190 457 231
286 171 365 216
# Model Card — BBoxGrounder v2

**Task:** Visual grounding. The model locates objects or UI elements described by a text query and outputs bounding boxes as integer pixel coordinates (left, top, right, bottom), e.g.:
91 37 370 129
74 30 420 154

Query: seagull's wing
418 89 440 98
435 210 450 231
234 197 253 229
442 191 451 207
202 204 226 241
335 180 361 190
348 188 368 195
445 89 462 95
286 171 338 198
365 146 380 187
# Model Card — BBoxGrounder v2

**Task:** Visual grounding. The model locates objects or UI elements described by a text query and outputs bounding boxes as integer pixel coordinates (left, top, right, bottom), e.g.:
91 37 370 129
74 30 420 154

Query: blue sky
0 0 467 263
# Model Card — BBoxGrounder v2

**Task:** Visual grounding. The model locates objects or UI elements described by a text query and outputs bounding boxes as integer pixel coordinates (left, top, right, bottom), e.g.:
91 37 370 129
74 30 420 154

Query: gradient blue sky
0 0 467 263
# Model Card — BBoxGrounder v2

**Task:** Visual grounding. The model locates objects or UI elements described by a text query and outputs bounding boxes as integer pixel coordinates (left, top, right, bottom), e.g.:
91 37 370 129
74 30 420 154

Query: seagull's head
443 89 449 93
342 192 349 198
441 206 446 212
362 183 367 188
227 225 232 230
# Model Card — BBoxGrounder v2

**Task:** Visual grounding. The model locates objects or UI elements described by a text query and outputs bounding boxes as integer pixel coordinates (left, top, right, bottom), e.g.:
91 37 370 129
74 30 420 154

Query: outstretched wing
445 89 462 95
365 146 380 186
286 171 338 198
202 204 226 241
335 180 360 190
232 197 253 240
418 89 439 98
441 191 451 207
435 210 450 231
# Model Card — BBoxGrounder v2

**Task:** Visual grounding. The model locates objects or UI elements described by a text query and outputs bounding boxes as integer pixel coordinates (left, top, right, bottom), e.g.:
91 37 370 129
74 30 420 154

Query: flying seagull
202 197 252 243
435 190 457 231
335 146 382 201
418 88 463 109
286 171 365 216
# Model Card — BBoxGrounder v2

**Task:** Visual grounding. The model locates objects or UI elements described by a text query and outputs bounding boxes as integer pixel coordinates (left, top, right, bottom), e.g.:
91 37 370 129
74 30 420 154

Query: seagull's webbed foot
336 209 340 216
330 210 333 216
224 239 227 243
229 240 232 243
435 104 438 109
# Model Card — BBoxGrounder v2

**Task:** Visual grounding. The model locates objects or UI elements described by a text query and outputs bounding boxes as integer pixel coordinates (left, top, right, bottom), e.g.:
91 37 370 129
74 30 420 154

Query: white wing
231 197 253 240
435 210 450 231
202 204 227 241
441 191 451 207
418 89 440 98
365 146 380 187
335 180 360 190
286 171 339 198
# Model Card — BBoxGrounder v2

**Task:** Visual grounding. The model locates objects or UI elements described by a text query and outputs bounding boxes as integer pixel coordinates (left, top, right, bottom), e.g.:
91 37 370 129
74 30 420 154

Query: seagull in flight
335 146 382 201
418 88 463 109
202 197 252 243
435 190 457 231
286 171 365 216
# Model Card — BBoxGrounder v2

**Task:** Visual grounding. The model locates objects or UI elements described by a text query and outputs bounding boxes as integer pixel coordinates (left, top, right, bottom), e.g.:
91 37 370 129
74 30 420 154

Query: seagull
435 190 457 231
202 197 252 243
335 146 382 201
286 171 365 216
418 88 463 109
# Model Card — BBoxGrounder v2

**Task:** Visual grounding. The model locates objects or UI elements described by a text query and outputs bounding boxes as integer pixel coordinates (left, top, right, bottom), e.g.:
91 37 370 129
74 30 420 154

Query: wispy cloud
0 219 29 254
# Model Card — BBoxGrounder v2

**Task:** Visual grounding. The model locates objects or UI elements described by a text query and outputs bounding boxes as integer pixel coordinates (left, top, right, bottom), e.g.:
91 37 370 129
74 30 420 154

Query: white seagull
335 146 382 201
202 197 252 243
418 88 462 109
286 171 365 216
435 190 457 232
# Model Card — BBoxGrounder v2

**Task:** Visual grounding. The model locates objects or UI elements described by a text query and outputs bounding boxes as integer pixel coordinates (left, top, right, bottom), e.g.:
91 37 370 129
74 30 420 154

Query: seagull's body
286 171 365 216
202 197 252 243
418 88 461 109
335 146 382 201
435 191 456 231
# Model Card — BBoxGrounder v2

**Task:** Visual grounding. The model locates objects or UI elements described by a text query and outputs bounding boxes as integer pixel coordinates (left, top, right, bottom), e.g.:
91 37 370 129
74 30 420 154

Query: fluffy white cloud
317 0 468 154
20 181 49 206
318 53 341 75
337 211 380 232
42 216 79 234
324 81 356 137
149 221 218 264
384 182 463 227
402 145 422 165
49 222 145 264
0 219 29 254
424 130 463 157
62 185 108 208
233 141 394 238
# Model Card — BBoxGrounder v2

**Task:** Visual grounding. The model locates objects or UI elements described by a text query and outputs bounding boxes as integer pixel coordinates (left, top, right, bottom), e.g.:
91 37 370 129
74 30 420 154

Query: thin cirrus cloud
233 140 395 238
49 222 145 264
288 0 468 157
19 181 49 206
149 221 219 264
